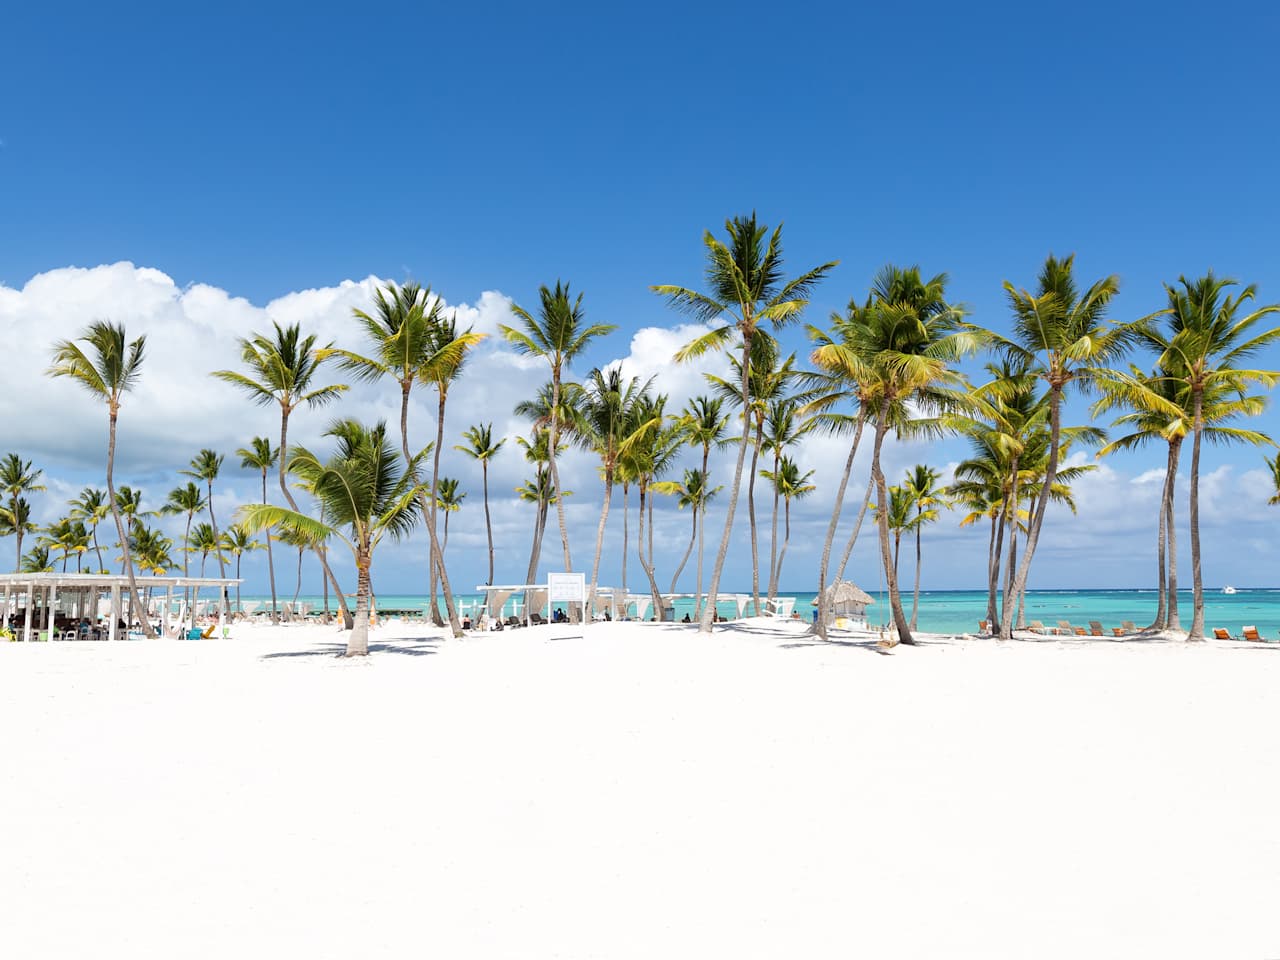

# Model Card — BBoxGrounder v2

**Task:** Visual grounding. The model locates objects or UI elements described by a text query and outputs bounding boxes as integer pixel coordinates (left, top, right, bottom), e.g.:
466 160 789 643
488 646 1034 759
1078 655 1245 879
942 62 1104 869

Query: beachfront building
0 572 242 642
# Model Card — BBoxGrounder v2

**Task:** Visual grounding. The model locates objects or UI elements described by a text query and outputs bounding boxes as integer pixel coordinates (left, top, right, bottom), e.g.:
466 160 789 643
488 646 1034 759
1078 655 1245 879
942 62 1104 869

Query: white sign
547 572 585 602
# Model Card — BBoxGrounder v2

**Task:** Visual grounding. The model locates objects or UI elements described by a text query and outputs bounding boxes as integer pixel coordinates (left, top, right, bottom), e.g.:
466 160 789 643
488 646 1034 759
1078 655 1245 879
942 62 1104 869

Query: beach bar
0 572 242 642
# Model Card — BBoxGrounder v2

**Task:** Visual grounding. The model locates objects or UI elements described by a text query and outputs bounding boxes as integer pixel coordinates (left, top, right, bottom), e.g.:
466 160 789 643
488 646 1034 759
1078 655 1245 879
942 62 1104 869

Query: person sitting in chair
681 613 691 623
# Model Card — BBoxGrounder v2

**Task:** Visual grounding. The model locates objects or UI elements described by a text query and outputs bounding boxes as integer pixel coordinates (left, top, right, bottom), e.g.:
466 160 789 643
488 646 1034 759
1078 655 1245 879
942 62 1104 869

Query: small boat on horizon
1222 585 1238 595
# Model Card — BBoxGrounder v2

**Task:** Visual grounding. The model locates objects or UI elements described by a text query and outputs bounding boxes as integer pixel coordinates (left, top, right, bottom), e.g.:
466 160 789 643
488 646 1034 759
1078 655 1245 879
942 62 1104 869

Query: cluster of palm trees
7 213 1279 655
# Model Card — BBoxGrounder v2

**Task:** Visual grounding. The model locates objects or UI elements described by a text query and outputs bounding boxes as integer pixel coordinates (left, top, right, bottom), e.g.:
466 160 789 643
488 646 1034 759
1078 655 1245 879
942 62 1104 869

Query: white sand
2 617 1278 959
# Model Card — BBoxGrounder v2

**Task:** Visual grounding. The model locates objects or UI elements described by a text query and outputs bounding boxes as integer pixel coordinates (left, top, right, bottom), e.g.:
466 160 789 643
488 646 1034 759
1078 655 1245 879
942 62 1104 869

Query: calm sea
237 587 1280 636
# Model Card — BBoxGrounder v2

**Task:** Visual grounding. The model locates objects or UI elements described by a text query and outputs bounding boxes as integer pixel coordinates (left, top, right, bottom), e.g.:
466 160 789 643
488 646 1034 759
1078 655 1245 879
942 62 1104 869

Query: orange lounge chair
1088 620 1106 637
1242 625 1263 642
1213 628 1237 640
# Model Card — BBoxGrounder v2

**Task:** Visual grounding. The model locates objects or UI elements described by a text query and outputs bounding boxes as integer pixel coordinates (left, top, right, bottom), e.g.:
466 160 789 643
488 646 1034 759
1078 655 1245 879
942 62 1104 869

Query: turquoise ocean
236 587 1280 636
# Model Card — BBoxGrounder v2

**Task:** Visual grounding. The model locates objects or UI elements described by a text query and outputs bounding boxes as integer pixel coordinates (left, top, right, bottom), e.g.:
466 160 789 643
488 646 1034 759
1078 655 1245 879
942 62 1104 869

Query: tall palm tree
992 254 1145 641
436 477 465 553
238 419 426 656
189 522 224 578
759 456 814 594
503 282 617 612
629 394 679 619
0 497 38 574
161 482 206 582
877 484 916 584
1149 272 1280 639
456 423 505 585
674 395 729 617
652 468 720 594
237 437 280 622
183 449 229 611
68 487 110 573
40 517 89 572
1 454 45 572
760 397 810 600
212 321 352 628
222 523 261 613
902 464 943 629
658 214 836 631
515 430 554 584
274 523 311 616
21 545 54 573
48 321 154 636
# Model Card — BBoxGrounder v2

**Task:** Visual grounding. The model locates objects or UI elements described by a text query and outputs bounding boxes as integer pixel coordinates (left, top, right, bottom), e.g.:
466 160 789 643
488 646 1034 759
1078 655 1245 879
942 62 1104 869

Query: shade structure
812 580 875 619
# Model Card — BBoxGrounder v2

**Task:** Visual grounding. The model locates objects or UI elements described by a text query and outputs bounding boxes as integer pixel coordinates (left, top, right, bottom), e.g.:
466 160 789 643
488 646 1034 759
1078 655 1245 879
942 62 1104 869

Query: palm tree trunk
13 498 20 572
637 483 663 619
1004 387 1061 641
776 497 793 588
1167 438 1183 630
814 412 867 639
91 525 103 574
893 532 901 583
648 488 660 618
696 445 709 618
183 513 192 624
525 497 547 586
428 390 463 635
262 469 279 624
986 512 1001 631
548 371 574 594
999 456 1021 633
235 555 242 612
871 415 912 644
294 548 303 606
698 335 752 633
588 474 613 616
669 508 697 594
621 484 629 594
279 409 352 629
1150 441 1174 630
835 476 875 582
1189 394 1205 640
910 516 923 630
766 447 781 601
206 478 228 616
347 550 371 656
106 408 153 637
747 421 763 615
482 461 494 585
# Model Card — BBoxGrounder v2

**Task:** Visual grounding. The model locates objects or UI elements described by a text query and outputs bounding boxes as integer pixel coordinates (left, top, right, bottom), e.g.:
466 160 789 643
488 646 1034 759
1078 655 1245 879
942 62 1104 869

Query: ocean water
237 587 1280 637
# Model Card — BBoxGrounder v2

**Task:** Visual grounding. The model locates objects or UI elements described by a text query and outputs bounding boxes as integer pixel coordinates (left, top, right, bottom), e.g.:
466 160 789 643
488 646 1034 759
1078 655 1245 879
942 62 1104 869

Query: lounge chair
978 620 990 634
1212 627 1237 640
1113 620 1138 636
1057 620 1077 636
1026 620 1051 635
1242 625 1263 642
1088 620 1106 637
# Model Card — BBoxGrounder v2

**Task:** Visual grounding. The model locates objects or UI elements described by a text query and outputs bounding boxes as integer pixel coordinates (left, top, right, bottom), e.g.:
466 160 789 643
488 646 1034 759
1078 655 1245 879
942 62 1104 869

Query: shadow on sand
261 637 441 660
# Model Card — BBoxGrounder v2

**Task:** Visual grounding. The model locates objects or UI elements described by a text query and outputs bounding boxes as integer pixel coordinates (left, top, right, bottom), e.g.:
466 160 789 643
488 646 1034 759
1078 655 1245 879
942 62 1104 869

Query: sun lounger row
1018 620 1140 637
1212 626 1275 642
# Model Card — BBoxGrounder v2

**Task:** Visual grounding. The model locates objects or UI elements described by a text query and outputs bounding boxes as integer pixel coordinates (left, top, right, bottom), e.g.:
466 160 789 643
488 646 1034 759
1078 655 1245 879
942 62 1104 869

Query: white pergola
0 572 242 642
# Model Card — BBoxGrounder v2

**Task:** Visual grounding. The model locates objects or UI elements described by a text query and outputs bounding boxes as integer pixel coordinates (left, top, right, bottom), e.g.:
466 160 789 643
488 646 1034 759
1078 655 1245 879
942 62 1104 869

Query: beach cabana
813 580 874 625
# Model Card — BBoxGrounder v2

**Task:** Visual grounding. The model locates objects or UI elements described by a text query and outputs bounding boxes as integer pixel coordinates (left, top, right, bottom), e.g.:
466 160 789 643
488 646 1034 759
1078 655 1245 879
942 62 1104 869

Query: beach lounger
1088 621 1106 637
1242 625 1263 642
1027 620 1056 635
1113 620 1138 636
1057 620 1077 636
1212 628 1237 640
978 620 990 634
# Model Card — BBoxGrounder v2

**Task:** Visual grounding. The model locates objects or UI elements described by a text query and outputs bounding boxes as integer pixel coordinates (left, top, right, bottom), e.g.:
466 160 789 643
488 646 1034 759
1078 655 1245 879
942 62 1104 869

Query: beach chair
1114 620 1138 636
1026 620 1052 635
1212 627 1237 640
978 619 990 635
1087 621 1106 637
1242 625 1263 642
1057 620 1077 636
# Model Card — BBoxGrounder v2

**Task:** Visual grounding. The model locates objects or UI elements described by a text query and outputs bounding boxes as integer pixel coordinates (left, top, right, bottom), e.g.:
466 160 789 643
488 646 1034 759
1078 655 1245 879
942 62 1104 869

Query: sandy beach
3 618 1279 958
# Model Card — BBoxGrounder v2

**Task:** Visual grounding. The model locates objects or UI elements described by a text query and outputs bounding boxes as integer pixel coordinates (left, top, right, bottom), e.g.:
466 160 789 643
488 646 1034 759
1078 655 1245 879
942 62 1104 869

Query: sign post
547 572 587 638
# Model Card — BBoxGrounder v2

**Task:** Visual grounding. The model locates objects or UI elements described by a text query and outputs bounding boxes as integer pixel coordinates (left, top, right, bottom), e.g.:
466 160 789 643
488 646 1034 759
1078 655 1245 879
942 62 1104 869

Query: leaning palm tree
657 214 837 632
503 282 617 608
237 437 280 622
48 321 154 636
212 321 352 627
1 454 45 572
902 464 944 630
759 456 814 594
455 423 505 585
1149 272 1280 639
68 487 110 573
183 450 229 612
237 419 426 656
221 523 261 613
990 254 1148 641
674 396 730 617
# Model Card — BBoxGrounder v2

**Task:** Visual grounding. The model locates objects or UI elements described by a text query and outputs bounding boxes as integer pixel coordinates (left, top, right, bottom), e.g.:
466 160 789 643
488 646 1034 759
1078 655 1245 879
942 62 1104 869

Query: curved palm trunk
280 409 352 629
1189 395 1205 640
261 469 279 623
766 447 781 600
775 497 794 589
106 408 153 637
637 482 663 619
1005 386 1061 642
347 549 371 656
1167 438 1183 630
427 391 463 635
747 421 764 615
482 461 494 585
587 473 613 617
669 508 697 594
871 417 913 645
910 516 923 630
525 497 548 586
91 525 103 574
814 413 868 639
999 456 1022 634
293 548 303 606
1149 442 1175 630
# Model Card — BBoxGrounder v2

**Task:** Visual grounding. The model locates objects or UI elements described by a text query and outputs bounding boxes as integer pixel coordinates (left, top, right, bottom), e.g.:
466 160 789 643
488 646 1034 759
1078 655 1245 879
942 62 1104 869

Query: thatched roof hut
812 580 875 618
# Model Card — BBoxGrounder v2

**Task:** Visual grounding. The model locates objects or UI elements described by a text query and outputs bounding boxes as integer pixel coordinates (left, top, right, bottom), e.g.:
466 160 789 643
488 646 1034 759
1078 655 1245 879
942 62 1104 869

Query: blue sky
2 0 1279 594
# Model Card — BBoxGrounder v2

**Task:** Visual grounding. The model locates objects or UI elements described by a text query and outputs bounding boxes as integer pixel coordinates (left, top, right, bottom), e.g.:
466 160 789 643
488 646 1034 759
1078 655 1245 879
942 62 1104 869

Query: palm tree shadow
262 638 440 659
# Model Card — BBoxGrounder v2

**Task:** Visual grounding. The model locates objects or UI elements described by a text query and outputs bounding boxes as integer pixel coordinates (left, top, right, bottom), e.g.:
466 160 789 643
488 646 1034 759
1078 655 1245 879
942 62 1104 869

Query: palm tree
1149 272 1280 639
652 468 721 595
238 419 426 656
902 464 943 630
436 477 465 553
183 450 229 611
674 396 730 617
658 214 837 631
456 423 505 585
47 321 154 636
21 545 54 573
274 523 311 615
0 497 38 573
132 525 175 576
503 282 617 613
633 399 681 621
992 254 1146 641
212 321 352 628
1 454 45 572
237 437 280 622
68 487 110 573
40 518 89 571
877 485 916 584
161 482 206 582
759 456 814 593
189 522 224 578
760 397 810 600
1267 452 1280 506
222 523 261 613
